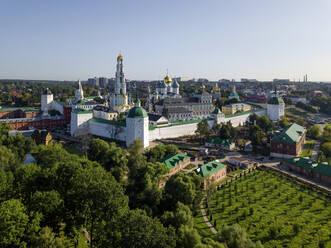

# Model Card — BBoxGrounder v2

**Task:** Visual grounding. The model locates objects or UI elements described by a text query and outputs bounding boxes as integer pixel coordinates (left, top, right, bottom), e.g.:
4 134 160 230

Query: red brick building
0 108 40 119
1 116 67 130
160 153 191 176
270 123 306 158
197 160 227 189
282 157 331 186
0 105 72 131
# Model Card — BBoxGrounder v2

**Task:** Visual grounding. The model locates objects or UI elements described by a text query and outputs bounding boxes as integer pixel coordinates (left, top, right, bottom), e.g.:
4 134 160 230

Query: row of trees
0 81 100 107
195 119 238 143
310 96 331 115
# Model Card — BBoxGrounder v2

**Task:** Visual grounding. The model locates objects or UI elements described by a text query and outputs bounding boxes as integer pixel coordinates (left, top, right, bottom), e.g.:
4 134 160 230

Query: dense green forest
0 123 264 248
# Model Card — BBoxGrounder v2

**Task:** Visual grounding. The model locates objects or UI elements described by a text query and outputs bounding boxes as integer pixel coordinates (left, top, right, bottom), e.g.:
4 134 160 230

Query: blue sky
1 0 331 81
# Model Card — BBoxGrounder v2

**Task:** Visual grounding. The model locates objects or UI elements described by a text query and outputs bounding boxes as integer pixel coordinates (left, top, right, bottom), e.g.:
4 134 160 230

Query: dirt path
200 196 217 234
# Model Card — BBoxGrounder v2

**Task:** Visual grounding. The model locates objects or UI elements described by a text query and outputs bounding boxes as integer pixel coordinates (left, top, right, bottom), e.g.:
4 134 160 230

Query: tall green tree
67 165 128 248
0 145 17 170
0 199 41 248
0 123 10 145
0 170 14 201
110 209 176 248
279 116 290 128
307 125 321 139
163 173 202 210
196 120 211 139
28 190 63 231
249 126 265 147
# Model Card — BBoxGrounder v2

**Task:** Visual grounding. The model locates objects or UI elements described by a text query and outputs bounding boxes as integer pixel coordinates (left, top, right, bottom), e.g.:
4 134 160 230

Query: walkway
311 141 320 161
200 196 217 234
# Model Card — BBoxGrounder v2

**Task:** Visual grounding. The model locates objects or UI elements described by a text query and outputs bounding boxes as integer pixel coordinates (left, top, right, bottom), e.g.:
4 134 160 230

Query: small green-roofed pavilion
160 153 190 170
198 161 227 178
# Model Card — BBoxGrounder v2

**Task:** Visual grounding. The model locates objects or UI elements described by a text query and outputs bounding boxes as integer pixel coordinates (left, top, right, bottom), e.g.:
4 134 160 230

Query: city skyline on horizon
1 0 331 81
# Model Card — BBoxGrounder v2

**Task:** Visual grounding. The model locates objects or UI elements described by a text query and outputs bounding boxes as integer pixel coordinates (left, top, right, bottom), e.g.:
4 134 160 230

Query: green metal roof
160 153 190 170
198 160 227 178
127 106 148 118
90 117 126 127
268 97 284 105
229 90 239 98
272 123 306 144
283 157 331 177
206 137 233 146
72 109 92 114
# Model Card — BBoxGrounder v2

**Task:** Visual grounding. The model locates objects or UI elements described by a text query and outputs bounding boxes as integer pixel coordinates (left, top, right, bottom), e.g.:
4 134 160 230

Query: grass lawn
300 141 315 158
300 149 313 158
198 169 331 248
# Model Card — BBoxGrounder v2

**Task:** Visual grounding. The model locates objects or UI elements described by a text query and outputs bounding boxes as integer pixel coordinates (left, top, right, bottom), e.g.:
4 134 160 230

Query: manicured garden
197 169 331 248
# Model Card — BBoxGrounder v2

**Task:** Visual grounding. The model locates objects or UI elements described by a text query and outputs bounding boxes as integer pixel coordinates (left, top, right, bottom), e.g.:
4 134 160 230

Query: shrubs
199 170 331 247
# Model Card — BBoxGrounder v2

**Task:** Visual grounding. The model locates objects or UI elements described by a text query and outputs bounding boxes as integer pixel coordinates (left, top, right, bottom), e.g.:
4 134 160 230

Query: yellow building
222 103 251 115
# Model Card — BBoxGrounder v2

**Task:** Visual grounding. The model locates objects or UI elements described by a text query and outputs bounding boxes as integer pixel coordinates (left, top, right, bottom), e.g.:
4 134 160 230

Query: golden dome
117 54 123 61
213 84 220 92
164 75 172 84
200 84 206 90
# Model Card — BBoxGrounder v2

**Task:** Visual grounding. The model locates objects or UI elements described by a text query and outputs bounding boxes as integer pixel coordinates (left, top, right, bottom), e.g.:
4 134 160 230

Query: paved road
200 196 217 234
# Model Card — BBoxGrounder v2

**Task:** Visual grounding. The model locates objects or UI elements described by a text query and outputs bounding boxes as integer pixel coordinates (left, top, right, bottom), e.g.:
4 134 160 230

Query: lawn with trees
200 169 331 248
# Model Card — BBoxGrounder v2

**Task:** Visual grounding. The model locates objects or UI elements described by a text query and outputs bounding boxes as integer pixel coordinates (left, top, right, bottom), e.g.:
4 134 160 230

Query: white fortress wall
149 122 199 141
224 113 250 127
70 112 93 136
255 109 267 116
51 101 64 114
223 109 267 127
88 121 126 141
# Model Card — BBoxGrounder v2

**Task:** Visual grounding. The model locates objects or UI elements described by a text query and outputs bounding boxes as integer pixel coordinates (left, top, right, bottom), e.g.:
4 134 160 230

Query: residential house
270 123 306 158
160 153 191 176
197 160 227 189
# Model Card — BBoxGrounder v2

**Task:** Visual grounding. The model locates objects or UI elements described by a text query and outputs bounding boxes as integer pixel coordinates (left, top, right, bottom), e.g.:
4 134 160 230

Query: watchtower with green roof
267 87 285 121
126 98 149 148
211 107 225 124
